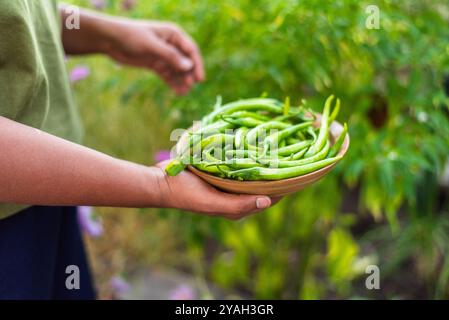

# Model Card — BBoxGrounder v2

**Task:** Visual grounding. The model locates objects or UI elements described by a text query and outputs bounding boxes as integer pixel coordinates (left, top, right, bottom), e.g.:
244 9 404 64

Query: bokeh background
66 0 449 299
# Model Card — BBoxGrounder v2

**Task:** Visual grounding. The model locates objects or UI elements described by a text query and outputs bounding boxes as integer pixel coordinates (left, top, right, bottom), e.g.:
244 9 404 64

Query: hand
155 161 282 220
104 19 205 95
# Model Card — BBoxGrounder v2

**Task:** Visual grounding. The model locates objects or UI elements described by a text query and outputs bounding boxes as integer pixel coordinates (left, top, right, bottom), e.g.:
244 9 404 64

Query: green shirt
0 0 83 219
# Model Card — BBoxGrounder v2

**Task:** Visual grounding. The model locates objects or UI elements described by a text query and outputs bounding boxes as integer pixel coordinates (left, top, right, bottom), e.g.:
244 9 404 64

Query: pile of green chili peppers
165 95 347 181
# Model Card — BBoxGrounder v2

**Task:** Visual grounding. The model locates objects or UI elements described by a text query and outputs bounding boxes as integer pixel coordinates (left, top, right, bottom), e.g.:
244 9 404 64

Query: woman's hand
60 7 204 95
104 20 205 95
154 161 282 220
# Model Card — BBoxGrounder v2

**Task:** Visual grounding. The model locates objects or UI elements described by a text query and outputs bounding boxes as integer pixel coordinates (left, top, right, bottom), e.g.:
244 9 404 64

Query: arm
59 6 110 56
0 117 273 219
0 116 160 207
59 5 204 95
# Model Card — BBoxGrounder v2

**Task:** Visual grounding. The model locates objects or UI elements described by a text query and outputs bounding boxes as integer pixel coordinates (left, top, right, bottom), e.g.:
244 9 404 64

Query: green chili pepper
295 131 306 140
234 127 249 150
225 149 264 159
263 121 313 152
213 95 222 110
287 137 300 145
227 156 343 180
274 109 314 123
221 115 264 127
207 158 261 169
328 98 341 125
202 148 225 162
306 126 317 142
283 96 290 116
246 121 290 146
226 111 271 122
180 120 234 156
279 139 286 148
328 123 347 158
165 159 186 176
194 162 231 177
304 95 334 157
275 140 313 156
202 98 283 125
291 148 308 160
197 134 235 153
265 140 330 168
195 120 234 135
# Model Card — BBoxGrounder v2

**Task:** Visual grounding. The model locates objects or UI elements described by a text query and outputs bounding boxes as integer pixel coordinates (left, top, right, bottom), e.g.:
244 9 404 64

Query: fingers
209 193 284 220
152 60 194 95
207 193 273 220
163 72 193 95
150 36 194 73
139 23 205 94
165 25 205 82
184 73 195 87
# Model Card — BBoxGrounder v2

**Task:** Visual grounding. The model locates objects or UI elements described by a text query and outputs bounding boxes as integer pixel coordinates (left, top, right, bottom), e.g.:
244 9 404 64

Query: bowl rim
180 117 350 186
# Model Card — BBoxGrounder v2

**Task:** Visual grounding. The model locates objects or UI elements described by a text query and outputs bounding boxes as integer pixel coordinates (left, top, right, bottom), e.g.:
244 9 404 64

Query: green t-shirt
0 0 83 219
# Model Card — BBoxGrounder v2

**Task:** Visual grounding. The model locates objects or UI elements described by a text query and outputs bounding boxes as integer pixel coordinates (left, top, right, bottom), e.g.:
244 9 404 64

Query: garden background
66 0 449 299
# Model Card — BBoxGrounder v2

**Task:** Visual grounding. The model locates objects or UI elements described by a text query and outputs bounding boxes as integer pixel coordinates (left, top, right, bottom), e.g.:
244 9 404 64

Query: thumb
211 193 272 219
152 38 193 72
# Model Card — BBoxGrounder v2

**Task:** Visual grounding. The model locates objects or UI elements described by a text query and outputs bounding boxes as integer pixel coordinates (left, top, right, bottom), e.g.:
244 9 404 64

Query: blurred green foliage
67 0 449 298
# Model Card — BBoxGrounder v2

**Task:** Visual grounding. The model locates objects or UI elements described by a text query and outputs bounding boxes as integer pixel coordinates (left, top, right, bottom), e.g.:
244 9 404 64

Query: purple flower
121 0 137 11
70 65 90 83
169 284 196 300
110 276 131 297
90 0 106 10
154 150 171 163
77 206 104 238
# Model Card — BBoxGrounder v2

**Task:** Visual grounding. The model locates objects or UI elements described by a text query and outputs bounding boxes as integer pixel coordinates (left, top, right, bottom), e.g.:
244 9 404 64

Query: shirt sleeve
0 1 42 122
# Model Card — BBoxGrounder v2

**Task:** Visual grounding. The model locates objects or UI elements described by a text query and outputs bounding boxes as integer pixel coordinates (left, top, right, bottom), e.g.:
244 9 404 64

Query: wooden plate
176 115 349 196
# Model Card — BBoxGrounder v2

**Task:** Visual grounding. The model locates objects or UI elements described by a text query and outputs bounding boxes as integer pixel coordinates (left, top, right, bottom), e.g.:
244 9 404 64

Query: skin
0 8 281 220
60 6 204 95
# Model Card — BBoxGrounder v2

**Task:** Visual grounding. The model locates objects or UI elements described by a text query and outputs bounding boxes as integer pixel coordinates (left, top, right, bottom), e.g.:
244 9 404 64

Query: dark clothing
0 206 95 299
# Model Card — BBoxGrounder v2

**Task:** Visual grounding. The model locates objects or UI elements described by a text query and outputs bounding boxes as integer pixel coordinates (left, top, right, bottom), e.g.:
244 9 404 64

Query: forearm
59 4 115 55
0 116 165 208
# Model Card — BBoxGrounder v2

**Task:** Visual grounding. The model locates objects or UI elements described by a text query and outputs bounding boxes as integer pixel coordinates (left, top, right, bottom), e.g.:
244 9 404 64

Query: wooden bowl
177 116 349 196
